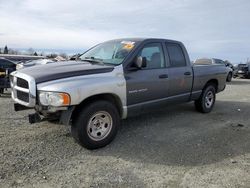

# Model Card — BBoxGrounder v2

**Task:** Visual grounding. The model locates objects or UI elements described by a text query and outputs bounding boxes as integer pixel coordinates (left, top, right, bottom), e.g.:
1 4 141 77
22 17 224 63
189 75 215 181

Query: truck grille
238 64 248 71
16 78 29 89
16 90 29 102
11 72 36 107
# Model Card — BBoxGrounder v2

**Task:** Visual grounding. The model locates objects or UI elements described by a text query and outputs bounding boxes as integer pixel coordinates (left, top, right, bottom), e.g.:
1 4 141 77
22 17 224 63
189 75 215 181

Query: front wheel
247 72 250 79
195 85 216 113
71 100 120 150
226 72 233 82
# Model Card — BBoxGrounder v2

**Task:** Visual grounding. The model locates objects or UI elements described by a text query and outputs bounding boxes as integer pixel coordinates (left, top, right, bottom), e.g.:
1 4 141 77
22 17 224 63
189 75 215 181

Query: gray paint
18 60 114 83
10 38 228 123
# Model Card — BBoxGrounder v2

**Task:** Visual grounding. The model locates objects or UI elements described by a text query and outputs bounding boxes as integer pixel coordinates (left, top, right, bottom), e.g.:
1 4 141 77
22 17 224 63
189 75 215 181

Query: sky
0 0 250 62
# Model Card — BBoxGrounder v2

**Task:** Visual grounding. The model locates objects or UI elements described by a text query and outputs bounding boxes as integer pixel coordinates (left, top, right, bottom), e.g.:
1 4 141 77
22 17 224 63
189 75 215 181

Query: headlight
39 91 70 106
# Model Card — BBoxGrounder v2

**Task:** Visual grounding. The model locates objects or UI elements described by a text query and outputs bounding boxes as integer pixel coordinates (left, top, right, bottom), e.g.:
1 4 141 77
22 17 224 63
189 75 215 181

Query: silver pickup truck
11 38 228 149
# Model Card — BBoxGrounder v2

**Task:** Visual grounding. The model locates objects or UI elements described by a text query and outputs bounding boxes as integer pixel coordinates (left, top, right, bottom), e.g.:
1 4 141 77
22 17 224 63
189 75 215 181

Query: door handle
184 72 191 76
159 74 168 79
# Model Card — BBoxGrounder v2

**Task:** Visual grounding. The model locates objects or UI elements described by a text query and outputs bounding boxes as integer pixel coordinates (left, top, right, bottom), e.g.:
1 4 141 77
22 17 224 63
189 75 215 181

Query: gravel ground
0 79 250 188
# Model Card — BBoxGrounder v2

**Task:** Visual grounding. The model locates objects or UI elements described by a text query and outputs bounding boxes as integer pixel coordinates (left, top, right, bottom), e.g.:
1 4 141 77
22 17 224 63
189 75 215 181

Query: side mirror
134 56 147 69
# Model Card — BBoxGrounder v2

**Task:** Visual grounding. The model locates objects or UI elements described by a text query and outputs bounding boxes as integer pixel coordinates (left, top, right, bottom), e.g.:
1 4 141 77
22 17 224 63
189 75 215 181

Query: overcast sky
0 0 250 62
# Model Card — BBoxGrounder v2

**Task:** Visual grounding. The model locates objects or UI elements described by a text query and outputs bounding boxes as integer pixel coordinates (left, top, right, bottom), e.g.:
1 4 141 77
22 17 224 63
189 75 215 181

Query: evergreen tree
27 48 34 55
34 52 38 56
3 45 8 54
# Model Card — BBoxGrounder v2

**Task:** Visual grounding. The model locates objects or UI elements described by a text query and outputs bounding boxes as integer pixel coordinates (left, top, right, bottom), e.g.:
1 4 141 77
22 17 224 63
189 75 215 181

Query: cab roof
106 38 181 44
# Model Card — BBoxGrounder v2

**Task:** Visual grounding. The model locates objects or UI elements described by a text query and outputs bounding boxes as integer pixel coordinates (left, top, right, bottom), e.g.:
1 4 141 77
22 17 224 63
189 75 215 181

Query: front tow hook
28 113 42 124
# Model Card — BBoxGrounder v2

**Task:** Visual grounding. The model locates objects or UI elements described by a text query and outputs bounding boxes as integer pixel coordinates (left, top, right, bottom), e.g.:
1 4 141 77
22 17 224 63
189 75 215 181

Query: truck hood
17 61 114 83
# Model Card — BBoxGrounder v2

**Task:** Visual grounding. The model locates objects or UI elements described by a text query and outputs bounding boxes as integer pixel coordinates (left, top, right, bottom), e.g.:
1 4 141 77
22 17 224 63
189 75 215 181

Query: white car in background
16 59 56 70
193 58 233 82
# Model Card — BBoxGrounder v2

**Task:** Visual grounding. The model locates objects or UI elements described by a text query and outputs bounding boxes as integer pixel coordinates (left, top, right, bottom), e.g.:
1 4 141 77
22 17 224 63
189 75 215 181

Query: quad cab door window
139 43 165 69
166 43 192 100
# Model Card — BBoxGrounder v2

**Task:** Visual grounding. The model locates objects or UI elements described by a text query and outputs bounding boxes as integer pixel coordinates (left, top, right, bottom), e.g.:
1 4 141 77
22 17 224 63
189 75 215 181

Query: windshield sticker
121 41 135 50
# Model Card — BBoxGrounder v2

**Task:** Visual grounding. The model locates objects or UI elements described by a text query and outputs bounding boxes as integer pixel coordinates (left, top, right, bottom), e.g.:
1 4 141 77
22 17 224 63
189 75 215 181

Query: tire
247 72 250 79
71 100 120 150
195 84 216 113
226 72 232 82
0 88 3 94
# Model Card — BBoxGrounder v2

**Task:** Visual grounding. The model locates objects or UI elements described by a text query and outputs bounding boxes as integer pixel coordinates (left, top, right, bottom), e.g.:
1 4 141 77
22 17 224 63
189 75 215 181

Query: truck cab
123 39 193 115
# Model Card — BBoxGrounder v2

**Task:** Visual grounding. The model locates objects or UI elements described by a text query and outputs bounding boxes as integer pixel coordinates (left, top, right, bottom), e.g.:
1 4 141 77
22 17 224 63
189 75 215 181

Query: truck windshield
79 40 136 65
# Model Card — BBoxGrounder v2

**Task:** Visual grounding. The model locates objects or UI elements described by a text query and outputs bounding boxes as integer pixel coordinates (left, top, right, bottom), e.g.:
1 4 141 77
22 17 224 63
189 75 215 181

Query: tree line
0 45 68 59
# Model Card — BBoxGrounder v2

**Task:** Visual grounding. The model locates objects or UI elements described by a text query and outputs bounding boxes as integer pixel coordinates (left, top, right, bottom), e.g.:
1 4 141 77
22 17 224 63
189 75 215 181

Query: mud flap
59 106 75 125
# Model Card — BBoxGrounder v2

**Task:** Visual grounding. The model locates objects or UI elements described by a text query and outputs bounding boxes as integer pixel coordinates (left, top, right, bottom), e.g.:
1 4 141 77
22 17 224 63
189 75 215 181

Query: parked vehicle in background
194 58 233 82
11 38 228 149
233 64 239 77
16 59 56 70
0 58 17 94
235 63 250 78
214 59 234 82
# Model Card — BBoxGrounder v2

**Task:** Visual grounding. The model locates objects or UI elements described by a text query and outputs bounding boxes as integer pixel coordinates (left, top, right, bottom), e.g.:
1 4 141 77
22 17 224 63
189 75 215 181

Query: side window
166 43 186 67
139 43 165 69
214 59 224 65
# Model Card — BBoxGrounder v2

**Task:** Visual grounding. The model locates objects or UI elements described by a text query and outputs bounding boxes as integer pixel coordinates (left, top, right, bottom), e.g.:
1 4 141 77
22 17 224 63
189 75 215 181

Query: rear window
214 59 225 65
166 43 186 67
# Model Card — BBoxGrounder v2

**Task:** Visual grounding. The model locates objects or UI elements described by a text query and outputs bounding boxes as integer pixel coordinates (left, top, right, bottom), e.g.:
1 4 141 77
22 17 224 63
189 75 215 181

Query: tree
27 48 34 55
8 48 19 55
34 52 38 56
46 53 58 58
0 48 2 54
59 53 68 59
40 52 45 56
4 45 8 54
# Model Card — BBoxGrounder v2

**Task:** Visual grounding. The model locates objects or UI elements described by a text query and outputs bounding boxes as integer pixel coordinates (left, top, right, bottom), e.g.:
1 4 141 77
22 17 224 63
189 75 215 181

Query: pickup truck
235 63 250 78
11 38 228 149
0 58 17 94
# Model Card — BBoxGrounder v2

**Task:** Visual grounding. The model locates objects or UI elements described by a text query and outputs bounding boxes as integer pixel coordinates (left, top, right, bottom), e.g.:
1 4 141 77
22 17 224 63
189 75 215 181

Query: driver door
125 42 170 113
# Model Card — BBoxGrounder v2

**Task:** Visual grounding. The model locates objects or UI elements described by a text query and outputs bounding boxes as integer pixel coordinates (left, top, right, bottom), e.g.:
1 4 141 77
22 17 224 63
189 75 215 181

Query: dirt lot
0 79 250 188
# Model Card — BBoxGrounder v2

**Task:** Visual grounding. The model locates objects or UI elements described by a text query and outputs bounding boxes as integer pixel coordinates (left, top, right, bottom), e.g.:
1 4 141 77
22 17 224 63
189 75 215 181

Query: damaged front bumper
14 103 75 125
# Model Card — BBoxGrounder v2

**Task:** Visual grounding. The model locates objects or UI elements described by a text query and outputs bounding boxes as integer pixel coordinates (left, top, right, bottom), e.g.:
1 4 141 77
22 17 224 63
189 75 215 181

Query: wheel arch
71 93 123 124
204 79 218 92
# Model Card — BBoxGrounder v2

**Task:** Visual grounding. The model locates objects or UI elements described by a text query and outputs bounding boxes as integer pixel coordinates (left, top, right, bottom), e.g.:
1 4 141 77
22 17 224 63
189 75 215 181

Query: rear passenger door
165 43 193 101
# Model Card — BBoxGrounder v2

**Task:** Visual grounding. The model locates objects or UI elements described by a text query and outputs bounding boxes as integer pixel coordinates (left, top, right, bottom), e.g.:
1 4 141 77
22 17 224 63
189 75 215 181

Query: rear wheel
71 100 120 149
195 84 216 113
0 88 4 94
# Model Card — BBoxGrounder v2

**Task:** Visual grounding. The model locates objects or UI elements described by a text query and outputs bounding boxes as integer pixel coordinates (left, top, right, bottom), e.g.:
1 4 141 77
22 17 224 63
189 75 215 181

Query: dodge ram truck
11 38 228 149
